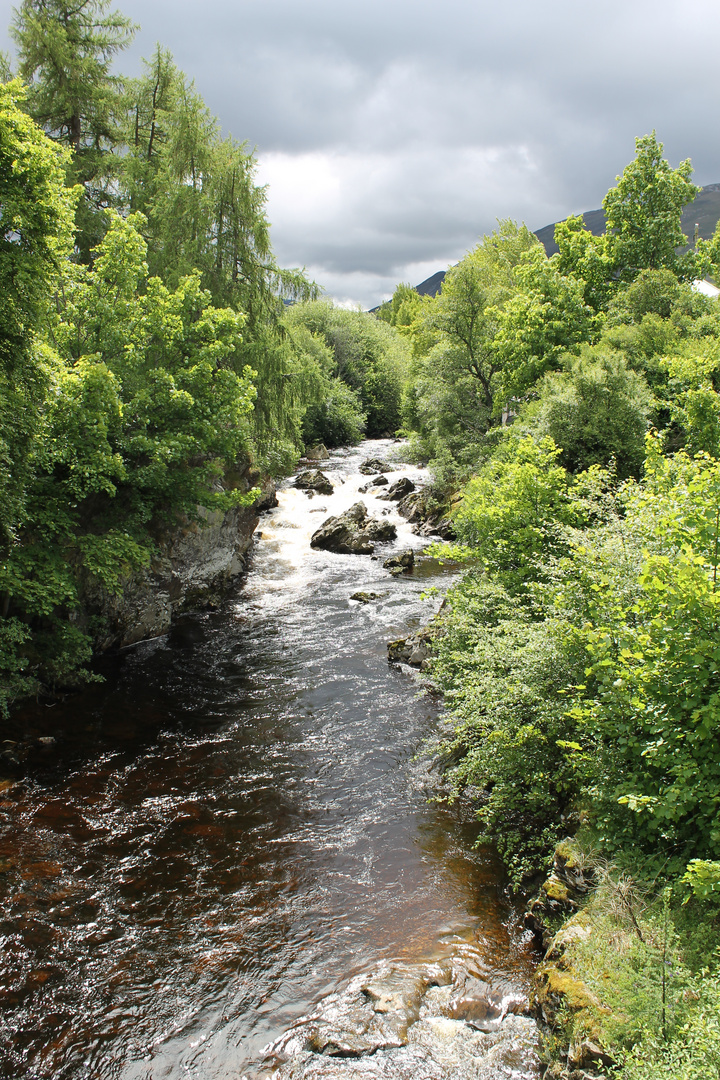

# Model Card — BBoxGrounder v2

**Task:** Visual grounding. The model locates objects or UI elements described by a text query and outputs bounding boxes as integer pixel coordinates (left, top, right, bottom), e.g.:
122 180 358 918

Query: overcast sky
3 0 719 307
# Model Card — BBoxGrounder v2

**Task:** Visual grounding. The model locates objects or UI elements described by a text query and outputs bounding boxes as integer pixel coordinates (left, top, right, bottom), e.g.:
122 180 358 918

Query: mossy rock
533 963 606 1035
543 876 572 903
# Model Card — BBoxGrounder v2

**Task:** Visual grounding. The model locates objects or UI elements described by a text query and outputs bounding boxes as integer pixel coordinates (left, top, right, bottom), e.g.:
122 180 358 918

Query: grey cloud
3 0 719 307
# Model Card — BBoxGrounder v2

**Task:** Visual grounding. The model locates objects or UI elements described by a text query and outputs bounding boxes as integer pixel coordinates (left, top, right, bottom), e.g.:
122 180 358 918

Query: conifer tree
11 0 136 256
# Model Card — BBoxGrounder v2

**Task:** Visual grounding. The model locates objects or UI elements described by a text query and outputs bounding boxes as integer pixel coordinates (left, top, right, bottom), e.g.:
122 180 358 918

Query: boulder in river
304 444 329 461
295 470 334 496
383 550 414 575
387 625 438 667
350 591 384 603
380 477 415 502
310 502 396 555
359 458 395 475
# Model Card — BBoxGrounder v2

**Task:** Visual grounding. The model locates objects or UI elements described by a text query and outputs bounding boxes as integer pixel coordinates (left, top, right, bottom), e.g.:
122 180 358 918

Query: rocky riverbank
525 847 618 1080
81 466 277 651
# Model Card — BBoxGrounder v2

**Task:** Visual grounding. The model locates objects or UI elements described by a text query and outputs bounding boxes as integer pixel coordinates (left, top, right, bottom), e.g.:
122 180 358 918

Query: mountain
410 184 720 298
535 183 720 256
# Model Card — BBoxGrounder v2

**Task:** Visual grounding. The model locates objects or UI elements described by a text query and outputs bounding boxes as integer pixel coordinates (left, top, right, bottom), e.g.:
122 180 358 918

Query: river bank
0 439 539 1080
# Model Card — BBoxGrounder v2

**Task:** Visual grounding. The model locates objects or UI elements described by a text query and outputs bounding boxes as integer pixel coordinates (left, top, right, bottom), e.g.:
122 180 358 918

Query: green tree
286 300 409 437
121 49 318 462
0 80 77 553
0 211 259 712
445 435 588 591
11 0 136 256
429 220 539 410
492 244 598 406
532 347 652 479
553 213 615 311
602 132 699 281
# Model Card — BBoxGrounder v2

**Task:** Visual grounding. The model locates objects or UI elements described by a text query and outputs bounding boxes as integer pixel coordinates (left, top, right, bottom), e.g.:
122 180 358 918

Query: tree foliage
11 0 136 255
602 132 699 281
0 79 77 552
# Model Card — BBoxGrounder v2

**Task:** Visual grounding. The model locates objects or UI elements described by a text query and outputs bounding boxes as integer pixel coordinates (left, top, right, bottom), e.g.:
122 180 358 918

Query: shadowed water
0 440 538 1079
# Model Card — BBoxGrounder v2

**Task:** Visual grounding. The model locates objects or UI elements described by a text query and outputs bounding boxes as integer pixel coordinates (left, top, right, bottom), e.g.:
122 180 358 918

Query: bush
301 377 366 447
533 347 651 479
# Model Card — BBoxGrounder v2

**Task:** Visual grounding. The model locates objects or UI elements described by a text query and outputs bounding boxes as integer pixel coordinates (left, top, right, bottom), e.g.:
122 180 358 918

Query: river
0 440 539 1079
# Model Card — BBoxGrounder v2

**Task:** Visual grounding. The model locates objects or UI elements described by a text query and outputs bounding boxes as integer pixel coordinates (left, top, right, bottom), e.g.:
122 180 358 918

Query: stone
295 470 334 496
372 475 389 486
379 477 415 501
305 444 329 461
359 458 394 474
387 625 438 667
310 502 396 555
386 552 414 570
397 491 426 523
266 946 536 1080
350 592 383 603
80 469 276 651
383 550 414 573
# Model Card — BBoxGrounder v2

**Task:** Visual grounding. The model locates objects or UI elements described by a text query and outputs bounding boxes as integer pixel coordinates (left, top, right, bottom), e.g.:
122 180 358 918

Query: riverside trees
395 136 720 1042
0 0 412 711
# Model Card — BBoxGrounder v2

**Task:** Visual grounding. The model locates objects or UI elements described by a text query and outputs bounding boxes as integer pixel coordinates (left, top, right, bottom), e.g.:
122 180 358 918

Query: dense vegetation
378 134 720 1075
0 0 408 713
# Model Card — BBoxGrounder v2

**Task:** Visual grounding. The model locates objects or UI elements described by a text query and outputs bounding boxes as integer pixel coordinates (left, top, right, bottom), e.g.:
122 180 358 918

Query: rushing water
0 440 538 1079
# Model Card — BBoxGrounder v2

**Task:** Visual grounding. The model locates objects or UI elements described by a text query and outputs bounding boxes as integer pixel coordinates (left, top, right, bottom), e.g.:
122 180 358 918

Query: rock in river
380 477 415 501
311 502 397 555
383 550 415 575
359 457 395 475
295 470 334 496
266 946 534 1080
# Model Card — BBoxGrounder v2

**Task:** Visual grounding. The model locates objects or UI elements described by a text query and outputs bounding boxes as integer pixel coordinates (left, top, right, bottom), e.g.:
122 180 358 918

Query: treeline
385 138 720 1074
0 0 410 713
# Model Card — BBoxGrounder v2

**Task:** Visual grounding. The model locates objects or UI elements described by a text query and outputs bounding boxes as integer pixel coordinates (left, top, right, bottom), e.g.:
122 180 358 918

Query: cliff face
83 473 277 651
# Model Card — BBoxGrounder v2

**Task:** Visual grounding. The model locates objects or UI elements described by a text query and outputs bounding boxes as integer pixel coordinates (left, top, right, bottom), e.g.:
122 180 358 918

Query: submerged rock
266 947 536 1079
350 591 384 603
311 502 397 555
380 477 415 501
295 470 334 496
359 457 395 474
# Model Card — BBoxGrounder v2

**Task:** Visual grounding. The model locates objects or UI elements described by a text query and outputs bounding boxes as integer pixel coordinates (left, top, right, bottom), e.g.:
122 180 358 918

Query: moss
543 877 571 903
555 840 582 871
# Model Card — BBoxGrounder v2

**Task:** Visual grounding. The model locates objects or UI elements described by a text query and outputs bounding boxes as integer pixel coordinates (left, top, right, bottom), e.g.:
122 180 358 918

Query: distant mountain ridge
411 183 720 298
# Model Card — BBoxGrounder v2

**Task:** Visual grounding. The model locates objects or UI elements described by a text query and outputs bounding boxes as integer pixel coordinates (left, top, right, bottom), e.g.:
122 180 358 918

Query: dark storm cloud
3 0 719 305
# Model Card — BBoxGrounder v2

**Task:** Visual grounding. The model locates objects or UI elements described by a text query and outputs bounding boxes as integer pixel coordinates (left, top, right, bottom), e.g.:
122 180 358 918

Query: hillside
412 183 720 297
535 182 720 255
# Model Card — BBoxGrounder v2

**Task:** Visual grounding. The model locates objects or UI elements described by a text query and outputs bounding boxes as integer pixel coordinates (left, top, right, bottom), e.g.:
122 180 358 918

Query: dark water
0 441 537 1079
